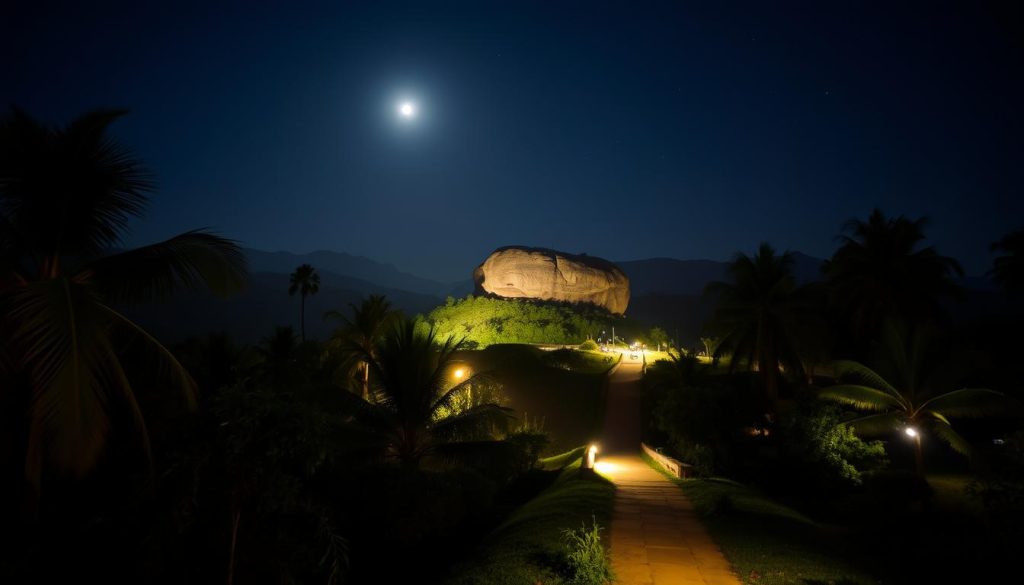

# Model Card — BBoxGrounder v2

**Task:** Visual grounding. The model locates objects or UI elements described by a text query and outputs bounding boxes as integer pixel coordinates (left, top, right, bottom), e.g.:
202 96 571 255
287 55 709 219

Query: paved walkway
599 357 741 585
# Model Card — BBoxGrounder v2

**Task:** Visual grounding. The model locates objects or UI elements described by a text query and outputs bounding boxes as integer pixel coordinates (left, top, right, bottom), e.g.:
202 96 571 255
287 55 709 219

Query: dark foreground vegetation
643 214 1024 582
4 106 1024 585
0 110 615 584
445 453 615 585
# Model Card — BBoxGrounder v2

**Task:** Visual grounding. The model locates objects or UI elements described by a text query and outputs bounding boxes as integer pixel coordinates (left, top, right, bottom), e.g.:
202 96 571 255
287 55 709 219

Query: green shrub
777 402 889 489
418 295 634 347
562 517 613 585
579 339 598 351
506 415 551 473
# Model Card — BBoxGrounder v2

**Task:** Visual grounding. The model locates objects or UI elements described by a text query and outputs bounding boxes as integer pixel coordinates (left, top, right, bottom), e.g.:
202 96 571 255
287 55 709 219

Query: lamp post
454 366 471 404
905 426 924 476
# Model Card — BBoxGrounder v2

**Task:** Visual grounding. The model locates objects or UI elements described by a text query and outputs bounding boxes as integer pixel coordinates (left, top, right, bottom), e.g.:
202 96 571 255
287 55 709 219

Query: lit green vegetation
444 451 615 585
544 348 621 375
539 446 587 470
643 453 877 585
459 345 616 453
419 295 628 348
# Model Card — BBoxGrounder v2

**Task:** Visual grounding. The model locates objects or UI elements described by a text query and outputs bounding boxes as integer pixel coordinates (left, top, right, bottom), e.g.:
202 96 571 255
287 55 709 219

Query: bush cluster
419 295 625 347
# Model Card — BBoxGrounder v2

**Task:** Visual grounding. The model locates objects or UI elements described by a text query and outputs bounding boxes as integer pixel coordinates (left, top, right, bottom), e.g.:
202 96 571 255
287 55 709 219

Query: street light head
905 427 918 438
454 368 465 380
584 443 599 470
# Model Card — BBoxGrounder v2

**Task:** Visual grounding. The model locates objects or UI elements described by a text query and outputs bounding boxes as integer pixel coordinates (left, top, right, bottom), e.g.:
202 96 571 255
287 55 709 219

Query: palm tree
288 263 319 341
705 242 807 412
339 318 512 468
0 108 247 489
824 209 963 342
324 294 398 400
991 229 1024 296
820 324 1006 476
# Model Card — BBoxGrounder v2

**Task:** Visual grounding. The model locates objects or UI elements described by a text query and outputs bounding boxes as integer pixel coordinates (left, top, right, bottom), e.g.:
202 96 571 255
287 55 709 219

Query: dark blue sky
5 1 1022 281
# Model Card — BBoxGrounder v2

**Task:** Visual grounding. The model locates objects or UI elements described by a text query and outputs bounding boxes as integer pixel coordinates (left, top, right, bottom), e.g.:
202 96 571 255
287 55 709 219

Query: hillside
245 248 459 297
122 270 440 343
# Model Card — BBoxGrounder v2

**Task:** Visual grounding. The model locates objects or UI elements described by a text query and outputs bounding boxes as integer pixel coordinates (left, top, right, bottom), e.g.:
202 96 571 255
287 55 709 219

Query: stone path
598 357 741 585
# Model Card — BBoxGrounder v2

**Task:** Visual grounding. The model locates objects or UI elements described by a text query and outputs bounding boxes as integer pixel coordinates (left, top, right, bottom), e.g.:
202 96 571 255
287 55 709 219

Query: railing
641 443 695 478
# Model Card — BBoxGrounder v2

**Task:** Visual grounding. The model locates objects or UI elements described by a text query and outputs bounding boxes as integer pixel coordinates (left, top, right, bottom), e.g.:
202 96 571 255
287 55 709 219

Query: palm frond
333 384 393 428
929 420 972 455
87 229 247 303
819 384 904 411
97 338 153 471
98 304 198 408
832 360 902 399
431 371 496 413
430 403 514 441
844 412 904 436
1 108 154 258
11 278 115 478
919 388 1010 419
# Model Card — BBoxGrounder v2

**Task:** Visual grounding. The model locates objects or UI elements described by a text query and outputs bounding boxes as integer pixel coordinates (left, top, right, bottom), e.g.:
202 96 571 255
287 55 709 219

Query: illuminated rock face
473 246 630 315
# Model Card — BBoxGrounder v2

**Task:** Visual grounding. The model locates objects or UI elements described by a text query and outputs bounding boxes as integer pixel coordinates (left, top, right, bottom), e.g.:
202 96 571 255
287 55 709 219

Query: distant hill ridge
244 248 459 297
125 247 997 344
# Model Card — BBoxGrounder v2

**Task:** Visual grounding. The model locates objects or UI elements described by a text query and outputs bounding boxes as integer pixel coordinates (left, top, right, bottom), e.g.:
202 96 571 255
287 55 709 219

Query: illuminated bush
419 295 628 347
562 517 613 585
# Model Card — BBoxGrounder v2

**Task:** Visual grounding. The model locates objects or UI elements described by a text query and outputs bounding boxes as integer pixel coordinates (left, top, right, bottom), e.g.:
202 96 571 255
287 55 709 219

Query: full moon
399 102 416 118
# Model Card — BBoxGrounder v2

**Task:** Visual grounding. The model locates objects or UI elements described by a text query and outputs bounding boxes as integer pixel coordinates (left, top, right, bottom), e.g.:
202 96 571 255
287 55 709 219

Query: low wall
641 443 694 479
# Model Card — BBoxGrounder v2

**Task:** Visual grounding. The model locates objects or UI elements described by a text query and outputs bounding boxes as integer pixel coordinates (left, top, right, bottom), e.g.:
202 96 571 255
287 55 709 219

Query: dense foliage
419 294 630 348
774 402 889 490
444 455 614 585
644 212 1024 583
0 109 247 494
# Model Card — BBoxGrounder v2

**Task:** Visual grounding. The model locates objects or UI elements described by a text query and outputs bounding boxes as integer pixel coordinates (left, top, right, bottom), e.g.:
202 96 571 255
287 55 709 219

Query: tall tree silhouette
325 294 398 400
705 242 806 412
824 209 962 343
339 318 512 469
288 263 319 341
820 323 1006 476
991 229 1024 296
0 108 247 491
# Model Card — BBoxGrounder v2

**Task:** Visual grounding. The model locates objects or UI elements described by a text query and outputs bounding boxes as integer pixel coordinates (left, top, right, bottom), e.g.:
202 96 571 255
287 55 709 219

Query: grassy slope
461 345 616 453
444 453 615 585
643 453 878 585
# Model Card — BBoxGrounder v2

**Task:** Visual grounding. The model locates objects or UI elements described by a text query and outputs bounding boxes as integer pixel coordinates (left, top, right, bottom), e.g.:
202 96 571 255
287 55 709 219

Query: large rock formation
473 246 630 315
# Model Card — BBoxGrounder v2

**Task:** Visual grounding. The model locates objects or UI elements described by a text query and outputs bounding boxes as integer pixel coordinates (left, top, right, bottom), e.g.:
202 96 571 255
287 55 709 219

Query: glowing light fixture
454 368 465 380
905 427 918 438
398 101 416 118
584 444 599 470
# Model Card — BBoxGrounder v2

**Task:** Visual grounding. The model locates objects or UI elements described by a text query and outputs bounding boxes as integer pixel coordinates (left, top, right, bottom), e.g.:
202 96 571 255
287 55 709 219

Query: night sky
4 1 1022 281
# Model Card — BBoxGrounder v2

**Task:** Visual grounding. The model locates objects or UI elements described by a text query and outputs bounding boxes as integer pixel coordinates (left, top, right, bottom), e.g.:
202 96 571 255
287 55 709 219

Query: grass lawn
459 345 614 453
643 453 878 585
443 451 616 585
